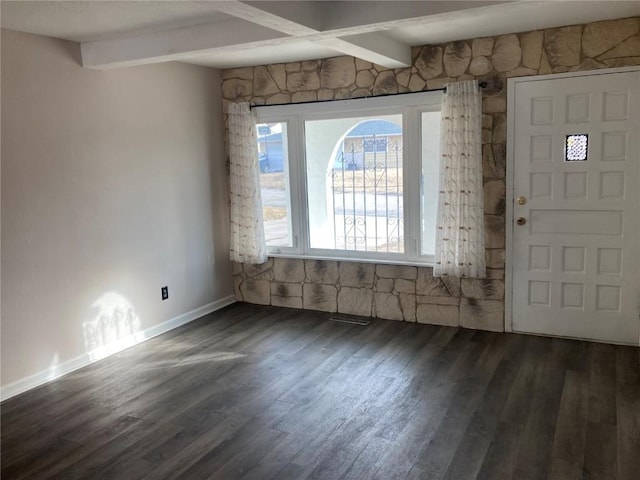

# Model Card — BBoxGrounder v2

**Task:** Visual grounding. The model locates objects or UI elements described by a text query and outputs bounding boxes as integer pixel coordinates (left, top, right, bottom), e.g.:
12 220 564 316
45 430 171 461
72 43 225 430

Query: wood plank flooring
2 303 639 479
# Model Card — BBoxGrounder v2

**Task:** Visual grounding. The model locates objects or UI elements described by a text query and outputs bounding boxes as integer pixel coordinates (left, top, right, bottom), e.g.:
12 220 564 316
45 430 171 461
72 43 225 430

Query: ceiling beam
81 17 285 69
319 1 506 30
81 0 413 69
215 0 325 34
320 33 412 68
224 0 412 67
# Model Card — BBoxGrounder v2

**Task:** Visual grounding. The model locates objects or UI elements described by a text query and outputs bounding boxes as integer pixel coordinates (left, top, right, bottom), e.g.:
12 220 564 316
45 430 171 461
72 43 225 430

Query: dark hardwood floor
2 303 639 480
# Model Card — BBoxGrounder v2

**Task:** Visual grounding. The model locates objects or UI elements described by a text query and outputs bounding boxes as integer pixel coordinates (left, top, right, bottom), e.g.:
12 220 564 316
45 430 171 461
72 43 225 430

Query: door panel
511 70 640 344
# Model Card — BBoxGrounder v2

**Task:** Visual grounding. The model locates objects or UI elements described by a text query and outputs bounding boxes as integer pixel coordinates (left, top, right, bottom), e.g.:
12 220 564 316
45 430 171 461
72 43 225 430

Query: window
257 122 292 247
306 115 403 253
363 136 387 153
255 91 442 265
565 134 588 161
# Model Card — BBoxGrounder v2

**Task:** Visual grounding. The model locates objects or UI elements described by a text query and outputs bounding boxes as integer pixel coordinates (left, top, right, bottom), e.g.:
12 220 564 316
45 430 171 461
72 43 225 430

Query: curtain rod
249 80 488 110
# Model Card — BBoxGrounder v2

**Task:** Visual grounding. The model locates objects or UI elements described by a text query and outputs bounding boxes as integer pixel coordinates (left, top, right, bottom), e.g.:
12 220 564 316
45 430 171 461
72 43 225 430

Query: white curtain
434 80 486 278
228 102 267 264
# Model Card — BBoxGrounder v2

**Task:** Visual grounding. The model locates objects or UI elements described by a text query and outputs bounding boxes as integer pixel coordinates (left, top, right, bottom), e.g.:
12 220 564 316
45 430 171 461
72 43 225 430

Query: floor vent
328 316 370 326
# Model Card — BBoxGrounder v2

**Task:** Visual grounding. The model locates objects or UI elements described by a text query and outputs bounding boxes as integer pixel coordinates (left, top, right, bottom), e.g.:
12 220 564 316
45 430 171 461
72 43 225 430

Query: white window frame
254 91 442 266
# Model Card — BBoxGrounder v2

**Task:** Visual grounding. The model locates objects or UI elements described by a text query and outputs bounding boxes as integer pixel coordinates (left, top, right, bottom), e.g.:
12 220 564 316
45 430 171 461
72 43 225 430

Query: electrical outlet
161 286 169 300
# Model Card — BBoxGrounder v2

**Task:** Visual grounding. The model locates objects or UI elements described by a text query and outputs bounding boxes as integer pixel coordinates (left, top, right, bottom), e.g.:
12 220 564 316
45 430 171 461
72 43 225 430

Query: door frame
505 66 640 334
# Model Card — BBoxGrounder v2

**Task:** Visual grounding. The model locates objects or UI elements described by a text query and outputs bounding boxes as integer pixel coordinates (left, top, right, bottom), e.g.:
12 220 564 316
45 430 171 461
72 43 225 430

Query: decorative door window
565 134 588 161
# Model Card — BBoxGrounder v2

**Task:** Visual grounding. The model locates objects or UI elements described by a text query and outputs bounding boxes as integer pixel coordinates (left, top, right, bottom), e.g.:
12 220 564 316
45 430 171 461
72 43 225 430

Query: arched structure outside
305 115 404 251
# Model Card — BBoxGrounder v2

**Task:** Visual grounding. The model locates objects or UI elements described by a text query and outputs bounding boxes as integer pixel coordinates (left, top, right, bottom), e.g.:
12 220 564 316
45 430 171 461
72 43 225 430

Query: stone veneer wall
225 17 640 332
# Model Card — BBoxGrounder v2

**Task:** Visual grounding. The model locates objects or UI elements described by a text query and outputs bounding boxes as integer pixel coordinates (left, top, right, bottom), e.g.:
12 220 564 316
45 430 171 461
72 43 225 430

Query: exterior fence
330 139 404 252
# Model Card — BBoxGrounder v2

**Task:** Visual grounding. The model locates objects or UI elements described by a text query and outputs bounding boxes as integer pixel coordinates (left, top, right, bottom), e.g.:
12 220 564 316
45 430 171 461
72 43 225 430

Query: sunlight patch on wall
46 353 60 381
83 292 143 362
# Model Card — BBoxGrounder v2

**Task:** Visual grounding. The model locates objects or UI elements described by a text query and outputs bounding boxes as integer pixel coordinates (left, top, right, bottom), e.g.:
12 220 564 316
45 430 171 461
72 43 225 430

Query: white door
510 69 640 344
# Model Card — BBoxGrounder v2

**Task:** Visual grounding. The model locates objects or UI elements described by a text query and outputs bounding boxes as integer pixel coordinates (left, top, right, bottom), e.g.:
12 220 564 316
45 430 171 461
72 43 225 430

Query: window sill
266 251 435 268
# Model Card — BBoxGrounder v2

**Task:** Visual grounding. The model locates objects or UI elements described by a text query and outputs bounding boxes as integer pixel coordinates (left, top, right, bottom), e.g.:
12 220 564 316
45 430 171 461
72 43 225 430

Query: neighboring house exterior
335 119 403 170
257 127 285 172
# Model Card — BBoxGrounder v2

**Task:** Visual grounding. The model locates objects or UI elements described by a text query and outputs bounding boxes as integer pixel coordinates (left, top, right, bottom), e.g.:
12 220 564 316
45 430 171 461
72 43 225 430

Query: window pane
257 122 292 248
565 134 588 161
421 111 441 256
305 115 404 253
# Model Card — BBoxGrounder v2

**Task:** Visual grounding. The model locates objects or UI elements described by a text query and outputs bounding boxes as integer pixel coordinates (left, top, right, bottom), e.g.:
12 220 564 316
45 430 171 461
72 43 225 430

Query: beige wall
1 29 233 393
224 17 640 329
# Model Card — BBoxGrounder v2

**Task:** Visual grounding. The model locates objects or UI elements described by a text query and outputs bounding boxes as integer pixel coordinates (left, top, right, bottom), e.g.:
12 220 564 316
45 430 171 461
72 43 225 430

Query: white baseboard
0 295 236 402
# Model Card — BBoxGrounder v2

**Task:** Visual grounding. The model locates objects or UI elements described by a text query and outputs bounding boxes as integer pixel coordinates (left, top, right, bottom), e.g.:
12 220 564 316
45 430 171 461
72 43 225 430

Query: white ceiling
2 1 639 70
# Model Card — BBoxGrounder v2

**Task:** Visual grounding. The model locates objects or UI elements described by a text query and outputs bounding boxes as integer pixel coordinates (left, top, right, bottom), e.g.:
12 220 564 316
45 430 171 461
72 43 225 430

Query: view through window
254 91 442 263
257 122 292 247
305 115 404 252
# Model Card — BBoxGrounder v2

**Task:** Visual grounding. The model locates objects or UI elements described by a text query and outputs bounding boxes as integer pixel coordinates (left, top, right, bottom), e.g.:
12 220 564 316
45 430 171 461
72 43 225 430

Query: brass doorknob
517 196 527 205
517 217 527 225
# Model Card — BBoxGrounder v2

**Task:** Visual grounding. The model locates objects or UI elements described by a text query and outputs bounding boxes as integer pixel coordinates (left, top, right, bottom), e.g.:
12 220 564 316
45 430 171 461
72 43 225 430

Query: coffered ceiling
2 1 639 69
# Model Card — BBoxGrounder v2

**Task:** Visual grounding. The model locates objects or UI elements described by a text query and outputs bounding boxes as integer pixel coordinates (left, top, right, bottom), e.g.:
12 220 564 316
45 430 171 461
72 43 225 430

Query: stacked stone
223 18 640 103
234 258 505 331
225 17 640 332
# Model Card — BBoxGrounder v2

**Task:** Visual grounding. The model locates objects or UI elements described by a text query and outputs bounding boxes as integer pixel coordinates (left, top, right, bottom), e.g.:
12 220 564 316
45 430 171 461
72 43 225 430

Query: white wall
1 29 233 397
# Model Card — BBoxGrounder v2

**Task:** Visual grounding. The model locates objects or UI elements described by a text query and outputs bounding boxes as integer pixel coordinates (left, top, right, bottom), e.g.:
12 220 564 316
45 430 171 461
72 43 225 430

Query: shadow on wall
83 292 143 361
